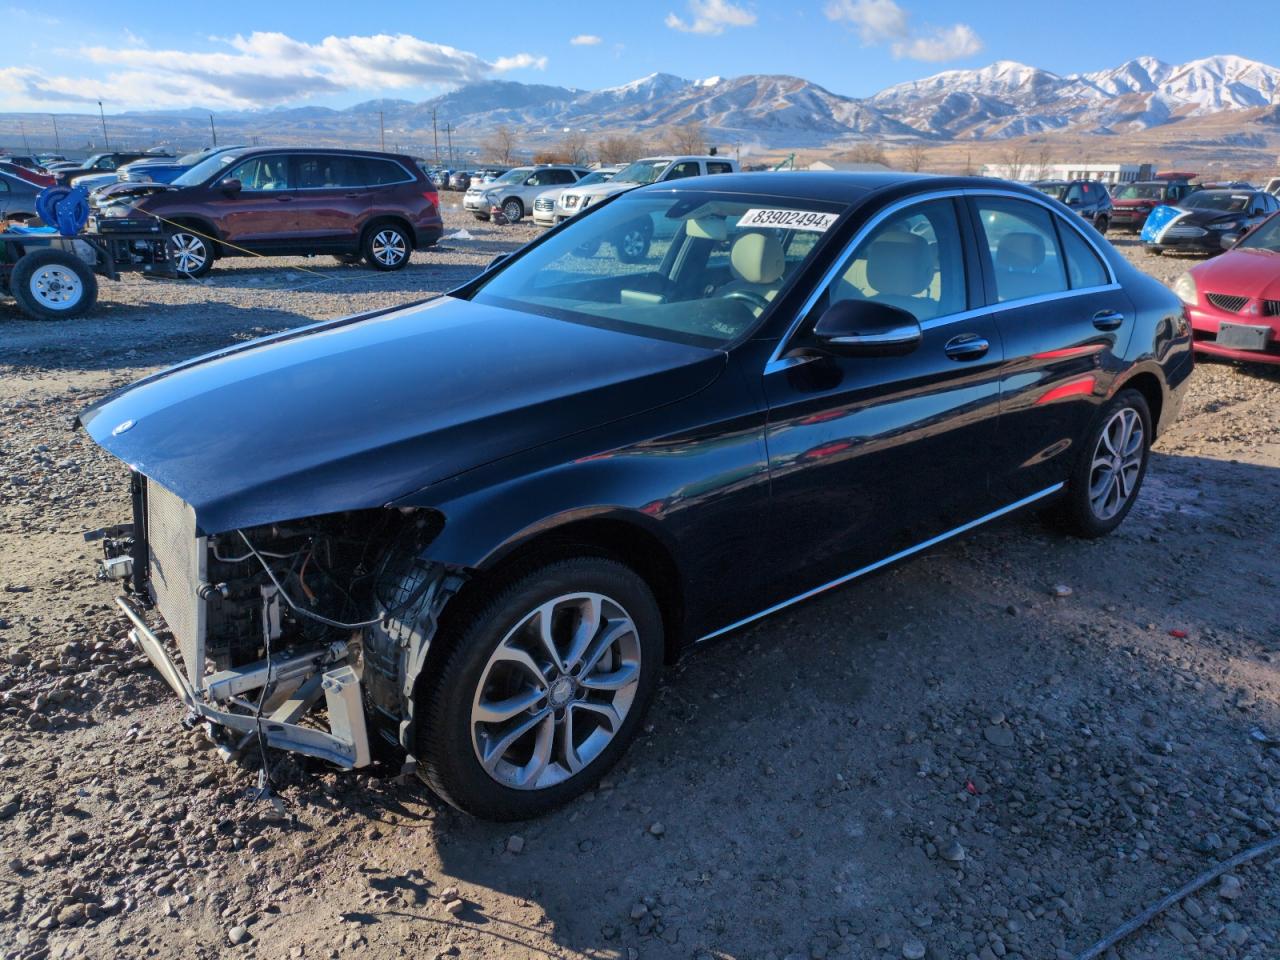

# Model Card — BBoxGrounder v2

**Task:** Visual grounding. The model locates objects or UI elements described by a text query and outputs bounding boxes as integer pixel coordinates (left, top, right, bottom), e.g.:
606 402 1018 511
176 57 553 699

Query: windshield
467 190 845 347
575 170 611 187
613 160 670 185
1181 192 1250 213
1116 183 1166 201
491 168 530 186
172 151 244 187
1237 214 1280 253
1034 183 1068 199
81 154 106 168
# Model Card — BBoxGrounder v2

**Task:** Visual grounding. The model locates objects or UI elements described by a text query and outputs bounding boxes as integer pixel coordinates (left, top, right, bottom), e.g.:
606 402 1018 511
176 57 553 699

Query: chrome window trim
696 482 1064 644
764 187 1120 375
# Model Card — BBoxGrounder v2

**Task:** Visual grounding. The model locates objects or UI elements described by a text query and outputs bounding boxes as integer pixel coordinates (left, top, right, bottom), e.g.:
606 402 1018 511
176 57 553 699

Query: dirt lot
1 207 1279 960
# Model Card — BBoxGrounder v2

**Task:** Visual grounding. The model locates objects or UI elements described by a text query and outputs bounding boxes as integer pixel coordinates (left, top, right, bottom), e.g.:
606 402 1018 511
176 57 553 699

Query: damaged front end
91 472 463 770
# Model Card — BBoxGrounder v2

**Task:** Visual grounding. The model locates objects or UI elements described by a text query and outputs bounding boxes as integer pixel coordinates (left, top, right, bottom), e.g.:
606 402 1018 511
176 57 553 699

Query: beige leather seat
994 231 1056 301
719 232 786 316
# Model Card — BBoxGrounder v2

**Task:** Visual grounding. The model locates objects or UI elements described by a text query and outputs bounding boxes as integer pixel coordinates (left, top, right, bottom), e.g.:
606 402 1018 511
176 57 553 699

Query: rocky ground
1 208 1278 960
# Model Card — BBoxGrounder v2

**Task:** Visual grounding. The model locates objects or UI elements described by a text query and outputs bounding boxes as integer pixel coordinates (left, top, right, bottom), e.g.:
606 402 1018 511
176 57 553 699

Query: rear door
214 153 298 248
762 195 1007 593
968 192 1133 501
292 154 371 244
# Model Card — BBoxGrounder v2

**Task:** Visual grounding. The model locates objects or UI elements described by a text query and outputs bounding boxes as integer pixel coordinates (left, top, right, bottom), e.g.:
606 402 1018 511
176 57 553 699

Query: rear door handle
944 333 990 361
1092 309 1125 331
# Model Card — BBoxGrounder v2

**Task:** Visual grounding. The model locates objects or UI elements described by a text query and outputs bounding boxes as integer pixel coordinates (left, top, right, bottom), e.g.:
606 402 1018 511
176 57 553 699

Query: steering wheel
723 289 771 313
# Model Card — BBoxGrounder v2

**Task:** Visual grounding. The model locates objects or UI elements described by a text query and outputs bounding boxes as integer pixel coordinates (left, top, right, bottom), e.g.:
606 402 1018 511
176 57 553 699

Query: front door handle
1092 309 1125 331
944 333 990 361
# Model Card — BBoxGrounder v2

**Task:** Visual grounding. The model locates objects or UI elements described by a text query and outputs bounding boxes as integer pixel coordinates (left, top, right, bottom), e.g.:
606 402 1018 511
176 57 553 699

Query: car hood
566 181 639 201
1176 208 1249 227
1191 248 1280 299
79 296 725 534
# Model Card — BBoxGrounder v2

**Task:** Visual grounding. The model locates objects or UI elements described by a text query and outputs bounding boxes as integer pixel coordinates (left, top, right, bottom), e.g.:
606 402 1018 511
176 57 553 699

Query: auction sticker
738 208 839 232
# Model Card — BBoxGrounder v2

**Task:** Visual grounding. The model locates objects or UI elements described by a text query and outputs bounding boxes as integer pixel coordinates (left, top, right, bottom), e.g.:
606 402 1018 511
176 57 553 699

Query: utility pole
98 101 110 148
379 111 385 151
51 115 61 152
20 120 30 153
432 108 440 166
446 123 454 167
209 114 217 147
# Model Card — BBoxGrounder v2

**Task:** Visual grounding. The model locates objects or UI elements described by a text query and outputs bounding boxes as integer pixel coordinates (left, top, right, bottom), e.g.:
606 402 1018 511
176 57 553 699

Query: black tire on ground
166 228 214 278
615 219 653 264
1047 388 1152 540
473 213 490 222
332 253 362 265
10 249 98 320
362 221 412 271
1147 247 1163 256
416 557 664 820
501 198 524 224
1095 216 1109 233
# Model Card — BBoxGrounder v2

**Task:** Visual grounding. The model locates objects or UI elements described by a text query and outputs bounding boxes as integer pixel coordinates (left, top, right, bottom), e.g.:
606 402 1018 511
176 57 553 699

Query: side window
1057 219 1110 289
98 158 117 171
826 198 967 322
525 170 549 187
547 169 577 185
973 197 1068 303
707 162 734 175
225 156 292 191
296 156 363 189
362 159 409 185
663 162 701 181
1064 183 1085 205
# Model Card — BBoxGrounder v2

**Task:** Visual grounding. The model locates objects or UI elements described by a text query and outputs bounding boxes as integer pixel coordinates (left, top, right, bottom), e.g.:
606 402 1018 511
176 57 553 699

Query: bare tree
559 130 590 166
482 124 519 166
662 121 707 155
1033 145 1053 180
596 133 647 165
1000 145 1026 181
903 142 929 173
847 140 888 166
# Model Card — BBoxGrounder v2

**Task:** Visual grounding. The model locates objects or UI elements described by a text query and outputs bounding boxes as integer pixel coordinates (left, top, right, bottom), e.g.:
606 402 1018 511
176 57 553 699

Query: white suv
463 165 591 223
554 156 738 224
533 165 625 228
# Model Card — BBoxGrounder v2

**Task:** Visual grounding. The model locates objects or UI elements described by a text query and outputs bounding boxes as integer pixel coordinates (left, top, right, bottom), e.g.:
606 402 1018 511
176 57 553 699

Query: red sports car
1175 212 1280 365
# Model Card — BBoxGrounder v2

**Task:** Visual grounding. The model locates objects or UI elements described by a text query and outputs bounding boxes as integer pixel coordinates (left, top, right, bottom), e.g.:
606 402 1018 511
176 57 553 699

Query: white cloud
665 0 756 36
892 24 983 63
824 0 981 62
0 31 549 110
570 34 603 46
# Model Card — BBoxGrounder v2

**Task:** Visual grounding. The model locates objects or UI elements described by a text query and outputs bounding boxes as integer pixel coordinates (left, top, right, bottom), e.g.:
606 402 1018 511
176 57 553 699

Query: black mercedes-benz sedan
79 173 1193 820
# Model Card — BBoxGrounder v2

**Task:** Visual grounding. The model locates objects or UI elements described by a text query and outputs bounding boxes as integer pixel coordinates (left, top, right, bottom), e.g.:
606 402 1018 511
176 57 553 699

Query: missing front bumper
117 594 372 769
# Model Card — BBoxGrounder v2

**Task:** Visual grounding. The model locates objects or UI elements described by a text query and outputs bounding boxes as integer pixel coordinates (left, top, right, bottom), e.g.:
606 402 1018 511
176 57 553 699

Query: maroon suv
92 147 442 277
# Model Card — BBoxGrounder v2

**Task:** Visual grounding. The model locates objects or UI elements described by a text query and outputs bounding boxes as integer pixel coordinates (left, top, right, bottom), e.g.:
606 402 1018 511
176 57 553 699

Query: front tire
166 229 213 278
501 198 524 224
363 222 412 271
1095 216 1109 234
11 249 97 320
1050 388 1151 539
615 218 653 264
417 558 663 820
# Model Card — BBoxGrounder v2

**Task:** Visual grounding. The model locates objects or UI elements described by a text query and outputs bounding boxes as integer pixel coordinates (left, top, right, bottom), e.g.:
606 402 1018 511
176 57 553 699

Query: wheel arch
363 214 416 248
1112 369 1164 439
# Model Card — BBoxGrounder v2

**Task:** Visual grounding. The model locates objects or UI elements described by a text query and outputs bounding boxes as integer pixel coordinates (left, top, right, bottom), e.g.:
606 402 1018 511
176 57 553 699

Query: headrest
730 232 785 285
865 230 932 296
686 217 727 241
997 232 1046 272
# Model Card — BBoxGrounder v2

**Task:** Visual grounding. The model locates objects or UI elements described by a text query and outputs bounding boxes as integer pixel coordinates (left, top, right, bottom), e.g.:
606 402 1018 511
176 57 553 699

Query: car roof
634 170 946 202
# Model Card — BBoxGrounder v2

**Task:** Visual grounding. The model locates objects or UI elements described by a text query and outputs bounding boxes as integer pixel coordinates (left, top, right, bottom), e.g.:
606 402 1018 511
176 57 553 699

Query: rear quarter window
362 159 411 185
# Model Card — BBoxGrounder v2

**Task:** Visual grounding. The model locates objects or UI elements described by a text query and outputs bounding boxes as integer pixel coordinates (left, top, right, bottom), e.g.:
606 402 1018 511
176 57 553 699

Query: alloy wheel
620 228 648 259
502 199 523 223
470 592 642 790
372 229 407 266
28 266 83 310
1088 407 1144 521
168 233 208 275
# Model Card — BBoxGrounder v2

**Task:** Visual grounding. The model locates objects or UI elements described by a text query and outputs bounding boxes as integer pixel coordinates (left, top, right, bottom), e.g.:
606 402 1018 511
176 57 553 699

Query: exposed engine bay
92 472 464 769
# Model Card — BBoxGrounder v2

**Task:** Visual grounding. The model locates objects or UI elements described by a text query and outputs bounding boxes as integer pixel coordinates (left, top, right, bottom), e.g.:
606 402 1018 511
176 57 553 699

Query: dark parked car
92 147 443 276
0 169 42 222
53 152 165 186
1140 188 1280 255
1031 179 1113 232
1110 179 1199 232
80 174 1191 819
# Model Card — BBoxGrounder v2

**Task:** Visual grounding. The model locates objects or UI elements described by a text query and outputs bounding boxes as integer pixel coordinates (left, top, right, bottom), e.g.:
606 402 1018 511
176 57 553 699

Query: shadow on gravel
388 450 1280 959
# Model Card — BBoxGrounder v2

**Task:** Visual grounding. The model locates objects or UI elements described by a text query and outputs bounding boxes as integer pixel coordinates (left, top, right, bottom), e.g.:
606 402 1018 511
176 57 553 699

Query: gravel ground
2 210 1279 960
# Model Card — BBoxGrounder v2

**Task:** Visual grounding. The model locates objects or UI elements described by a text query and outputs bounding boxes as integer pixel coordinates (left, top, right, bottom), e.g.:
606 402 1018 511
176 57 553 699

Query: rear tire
615 218 653 264
416 557 663 820
11 249 97 320
363 221 412 271
1047 388 1151 539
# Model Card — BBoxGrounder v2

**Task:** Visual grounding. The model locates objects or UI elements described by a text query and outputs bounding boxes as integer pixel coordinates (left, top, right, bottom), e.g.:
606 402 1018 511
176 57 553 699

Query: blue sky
1 0 1273 112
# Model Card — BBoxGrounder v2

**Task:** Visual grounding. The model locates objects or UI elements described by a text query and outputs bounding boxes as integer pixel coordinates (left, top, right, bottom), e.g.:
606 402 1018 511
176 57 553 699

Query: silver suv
554 156 739 223
463 165 591 223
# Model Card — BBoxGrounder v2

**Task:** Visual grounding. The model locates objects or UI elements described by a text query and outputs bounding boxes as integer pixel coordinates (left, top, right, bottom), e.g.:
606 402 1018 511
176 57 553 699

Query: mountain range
4 55 1279 153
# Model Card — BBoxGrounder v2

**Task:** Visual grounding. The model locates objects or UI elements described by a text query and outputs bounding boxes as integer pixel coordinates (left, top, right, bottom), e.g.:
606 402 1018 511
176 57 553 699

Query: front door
763 196 1007 596
213 154 297 248
966 193 1134 500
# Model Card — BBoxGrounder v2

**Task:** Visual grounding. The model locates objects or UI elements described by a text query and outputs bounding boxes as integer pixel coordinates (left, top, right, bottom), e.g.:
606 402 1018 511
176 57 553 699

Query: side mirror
487 253 511 271
221 178 242 195
812 299 922 357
